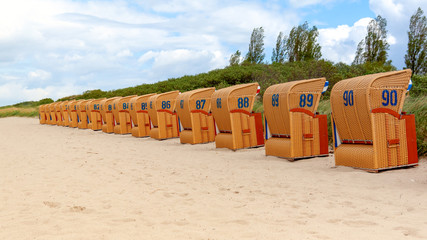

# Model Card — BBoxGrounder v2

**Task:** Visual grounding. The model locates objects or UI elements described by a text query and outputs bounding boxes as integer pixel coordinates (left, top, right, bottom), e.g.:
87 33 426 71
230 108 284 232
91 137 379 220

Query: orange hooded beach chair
78 99 91 129
88 98 105 130
39 104 47 124
263 78 329 160
54 102 63 126
148 91 180 140
68 100 80 128
129 94 155 137
100 97 121 133
49 103 58 125
176 87 216 144
211 83 264 150
60 101 70 127
331 69 418 172
113 95 137 134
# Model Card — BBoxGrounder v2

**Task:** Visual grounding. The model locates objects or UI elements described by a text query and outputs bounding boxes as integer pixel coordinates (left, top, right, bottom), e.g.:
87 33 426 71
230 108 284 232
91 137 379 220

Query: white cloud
318 18 372 64
288 0 335 8
28 69 52 81
369 0 427 67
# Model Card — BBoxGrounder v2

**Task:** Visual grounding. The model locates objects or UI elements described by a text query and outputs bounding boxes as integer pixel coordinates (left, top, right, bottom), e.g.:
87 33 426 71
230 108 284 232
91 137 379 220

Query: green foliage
271 32 285 63
0 110 39 118
353 15 390 64
410 74 427 97
285 21 321 62
245 27 265 64
229 50 241 66
405 7 427 75
403 95 427 156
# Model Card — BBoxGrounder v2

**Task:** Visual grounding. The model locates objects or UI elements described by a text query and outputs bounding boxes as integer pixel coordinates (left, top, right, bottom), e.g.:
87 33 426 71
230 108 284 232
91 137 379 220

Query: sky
0 0 426 106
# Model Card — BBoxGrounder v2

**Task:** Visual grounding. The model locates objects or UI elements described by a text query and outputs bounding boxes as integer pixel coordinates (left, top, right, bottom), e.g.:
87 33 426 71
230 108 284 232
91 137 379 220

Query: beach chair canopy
176 87 215 130
147 91 180 127
211 83 258 132
264 78 326 136
331 69 411 143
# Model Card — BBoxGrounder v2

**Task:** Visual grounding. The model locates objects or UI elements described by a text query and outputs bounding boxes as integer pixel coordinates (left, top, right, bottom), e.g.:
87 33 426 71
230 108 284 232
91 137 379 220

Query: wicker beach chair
148 91 180 140
330 69 418 172
176 87 216 144
129 94 156 138
263 78 329 160
113 95 137 134
100 97 121 133
211 83 264 150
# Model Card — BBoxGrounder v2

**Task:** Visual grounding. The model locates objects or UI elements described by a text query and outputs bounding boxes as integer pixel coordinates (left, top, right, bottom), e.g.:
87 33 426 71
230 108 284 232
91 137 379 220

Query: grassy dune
0 107 39 118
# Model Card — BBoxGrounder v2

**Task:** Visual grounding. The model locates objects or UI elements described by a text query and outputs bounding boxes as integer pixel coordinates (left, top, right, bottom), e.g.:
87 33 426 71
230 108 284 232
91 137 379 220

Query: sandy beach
0 117 426 239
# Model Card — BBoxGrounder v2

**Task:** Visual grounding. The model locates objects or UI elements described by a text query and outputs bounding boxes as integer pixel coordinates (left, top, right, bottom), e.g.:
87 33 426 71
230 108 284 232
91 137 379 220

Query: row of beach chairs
38 69 418 172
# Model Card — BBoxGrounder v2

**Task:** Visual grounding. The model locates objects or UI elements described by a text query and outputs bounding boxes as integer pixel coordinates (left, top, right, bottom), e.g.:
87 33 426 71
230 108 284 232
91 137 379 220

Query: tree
229 50 241 66
405 7 427 75
284 22 321 62
272 32 286 63
245 27 265 64
353 15 389 64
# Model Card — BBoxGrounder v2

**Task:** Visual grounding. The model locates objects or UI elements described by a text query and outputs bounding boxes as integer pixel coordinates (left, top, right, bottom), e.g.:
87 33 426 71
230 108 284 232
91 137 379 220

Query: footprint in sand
43 201 61 209
69 205 86 212
343 220 377 227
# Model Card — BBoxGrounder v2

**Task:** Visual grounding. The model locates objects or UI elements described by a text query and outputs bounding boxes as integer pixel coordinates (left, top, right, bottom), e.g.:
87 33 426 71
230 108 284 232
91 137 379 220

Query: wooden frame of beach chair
129 94 155 138
211 83 264 150
100 97 121 133
68 100 80 128
263 78 329 160
113 95 137 134
176 87 216 144
49 103 58 125
88 98 105 131
77 99 92 129
330 69 418 172
148 91 180 140
39 104 47 124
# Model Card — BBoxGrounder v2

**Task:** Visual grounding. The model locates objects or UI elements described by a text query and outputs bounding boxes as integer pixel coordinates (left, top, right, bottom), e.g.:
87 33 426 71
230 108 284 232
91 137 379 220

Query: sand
0 117 426 240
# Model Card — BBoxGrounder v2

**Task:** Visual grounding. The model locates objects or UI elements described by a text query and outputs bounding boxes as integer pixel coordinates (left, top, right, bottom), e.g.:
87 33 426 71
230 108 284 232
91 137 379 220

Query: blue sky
0 0 425 106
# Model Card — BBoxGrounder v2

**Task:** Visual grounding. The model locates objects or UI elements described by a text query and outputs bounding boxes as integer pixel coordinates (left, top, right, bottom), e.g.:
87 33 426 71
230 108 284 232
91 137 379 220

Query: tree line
231 7 427 75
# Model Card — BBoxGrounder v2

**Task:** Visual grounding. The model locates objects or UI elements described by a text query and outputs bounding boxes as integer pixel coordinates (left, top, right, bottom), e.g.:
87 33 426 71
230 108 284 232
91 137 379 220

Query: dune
0 117 426 240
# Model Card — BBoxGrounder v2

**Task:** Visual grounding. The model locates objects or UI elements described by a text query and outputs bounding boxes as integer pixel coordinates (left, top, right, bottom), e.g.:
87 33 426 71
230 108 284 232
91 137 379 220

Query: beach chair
211 83 264 150
113 95 137 134
176 87 216 144
39 104 47 124
68 100 80 128
88 98 105 130
263 78 329 160
54 102 63 126
44 103 52 125
60 101 71 127
148 91 180 140
129 94 155 137
78 99 92 129
49 103 57 125
100 97 121 133
330 69 418 172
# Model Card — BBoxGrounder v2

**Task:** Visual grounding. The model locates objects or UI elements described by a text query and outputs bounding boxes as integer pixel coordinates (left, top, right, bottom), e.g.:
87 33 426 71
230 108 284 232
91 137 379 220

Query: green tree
229 50 241 66
353 15 389 64
272 32 286 63
405 7 427 75
284 22 322 62
245 27 265 64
